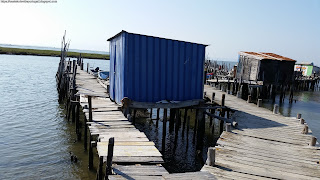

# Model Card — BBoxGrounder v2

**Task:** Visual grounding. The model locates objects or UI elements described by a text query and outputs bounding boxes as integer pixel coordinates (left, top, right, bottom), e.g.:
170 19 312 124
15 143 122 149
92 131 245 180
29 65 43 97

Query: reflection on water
134 109 221 173
261 91 320 140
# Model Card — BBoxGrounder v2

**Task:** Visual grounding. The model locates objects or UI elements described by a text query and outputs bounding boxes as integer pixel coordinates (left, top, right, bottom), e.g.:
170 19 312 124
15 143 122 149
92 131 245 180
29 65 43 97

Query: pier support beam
273 104 279 114
206 147 215 166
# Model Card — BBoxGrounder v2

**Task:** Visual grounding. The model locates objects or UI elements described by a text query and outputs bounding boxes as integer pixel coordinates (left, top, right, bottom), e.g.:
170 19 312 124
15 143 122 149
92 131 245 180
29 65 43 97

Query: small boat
98 71 109 80
90 67 99 77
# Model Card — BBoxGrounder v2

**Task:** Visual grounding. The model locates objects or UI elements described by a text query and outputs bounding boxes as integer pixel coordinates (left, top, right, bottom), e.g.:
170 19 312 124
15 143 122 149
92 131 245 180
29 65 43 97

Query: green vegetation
0 47 109 60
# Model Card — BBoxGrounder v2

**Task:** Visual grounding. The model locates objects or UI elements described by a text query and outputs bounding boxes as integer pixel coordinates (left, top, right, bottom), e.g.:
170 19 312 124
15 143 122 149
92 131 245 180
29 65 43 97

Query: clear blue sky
0 0 319 64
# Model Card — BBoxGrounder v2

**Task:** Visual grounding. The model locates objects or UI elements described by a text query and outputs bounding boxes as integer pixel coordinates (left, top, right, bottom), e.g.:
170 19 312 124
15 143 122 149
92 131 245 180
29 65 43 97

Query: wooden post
156 108 160 127
182 108 188 135
300 118 305 124
98 156 103 180
247 95 251 103
297 113 302 119
221 94 225 106
226 123 231 132
105 137 114 178
273 104 279 114
87 63 89 73
76 101 80 140
150 108 153 119
310 136 317 146
71 101 76 123
88 135 94 169
162 109 167 152
206 147 215 166
193 109 198 143
302 125 309 134
257 99 262 107
186 116 190 136
212 92 215 102
133 109 136 125
169 109 176 132
196 109 205 150
156 108 160 120
88 96 93 122
84 116 88 151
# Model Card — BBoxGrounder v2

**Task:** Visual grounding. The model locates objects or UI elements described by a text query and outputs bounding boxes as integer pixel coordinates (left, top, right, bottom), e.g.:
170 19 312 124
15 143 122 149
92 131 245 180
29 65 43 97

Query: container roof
296 62 313 65
107 30 208 46
239 51 296 62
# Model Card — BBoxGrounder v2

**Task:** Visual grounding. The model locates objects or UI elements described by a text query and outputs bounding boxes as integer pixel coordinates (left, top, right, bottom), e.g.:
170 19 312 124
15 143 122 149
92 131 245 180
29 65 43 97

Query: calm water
0 55 108 180
0 54 319 179
261 91 320 140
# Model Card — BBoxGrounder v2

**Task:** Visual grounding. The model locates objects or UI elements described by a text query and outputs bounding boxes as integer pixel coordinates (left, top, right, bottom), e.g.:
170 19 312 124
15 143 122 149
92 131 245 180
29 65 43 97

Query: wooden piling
162 109 167 152
310 136 317 146
297 113 301 119
247 95 252 103
98 156 103 180
221 94 225 106
206 147 215 166
156 108 160 127
88 96 92 122
196 109 205 150
186 116 190 136
257 99 262 107
87 63 89 73
133 109 136 125
105 137 114 178
273 104 279 114
89 135 94 169
212 92 215 101
302 125 309 134
225 123 231 132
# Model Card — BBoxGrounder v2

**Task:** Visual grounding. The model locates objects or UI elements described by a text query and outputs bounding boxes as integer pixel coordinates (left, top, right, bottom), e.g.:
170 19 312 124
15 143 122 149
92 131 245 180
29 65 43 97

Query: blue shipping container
108 30 207 104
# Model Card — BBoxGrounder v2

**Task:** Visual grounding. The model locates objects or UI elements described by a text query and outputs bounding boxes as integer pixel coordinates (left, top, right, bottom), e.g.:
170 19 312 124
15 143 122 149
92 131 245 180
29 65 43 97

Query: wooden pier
202 85 320 180
74 69 168 179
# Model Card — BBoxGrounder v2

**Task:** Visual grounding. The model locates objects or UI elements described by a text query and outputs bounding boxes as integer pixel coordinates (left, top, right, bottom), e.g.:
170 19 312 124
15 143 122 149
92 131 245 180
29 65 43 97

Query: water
261 91 320 140
0 54 319 179
0 54 108 179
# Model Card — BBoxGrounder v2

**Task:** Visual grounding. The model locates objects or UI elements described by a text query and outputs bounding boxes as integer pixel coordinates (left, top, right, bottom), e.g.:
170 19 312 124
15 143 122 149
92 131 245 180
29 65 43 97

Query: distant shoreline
0 47 110 60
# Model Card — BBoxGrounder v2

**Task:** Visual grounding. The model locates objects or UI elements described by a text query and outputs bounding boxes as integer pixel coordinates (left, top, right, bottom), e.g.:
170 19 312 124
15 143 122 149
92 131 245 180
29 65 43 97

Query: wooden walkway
75 70 167 179
75 69 217 179
202 85 320 180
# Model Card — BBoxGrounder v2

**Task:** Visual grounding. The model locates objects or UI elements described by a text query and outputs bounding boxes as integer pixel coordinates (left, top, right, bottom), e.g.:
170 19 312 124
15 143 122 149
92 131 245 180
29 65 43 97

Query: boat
98 71 109 80
90 67 99 77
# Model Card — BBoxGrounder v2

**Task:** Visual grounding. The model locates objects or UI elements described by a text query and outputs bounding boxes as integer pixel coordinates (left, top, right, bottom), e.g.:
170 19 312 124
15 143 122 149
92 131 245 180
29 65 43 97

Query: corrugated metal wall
109 31 206 104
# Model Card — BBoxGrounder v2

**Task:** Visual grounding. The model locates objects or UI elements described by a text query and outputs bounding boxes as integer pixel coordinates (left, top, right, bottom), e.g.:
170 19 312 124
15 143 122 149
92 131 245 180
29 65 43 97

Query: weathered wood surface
202 85 320 180
162 171 217 180
109 165 168 180
75 69 168 178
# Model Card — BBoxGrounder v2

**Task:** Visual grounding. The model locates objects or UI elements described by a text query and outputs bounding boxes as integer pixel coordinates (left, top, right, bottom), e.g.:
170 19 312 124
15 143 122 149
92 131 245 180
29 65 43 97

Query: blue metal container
108 30 207 104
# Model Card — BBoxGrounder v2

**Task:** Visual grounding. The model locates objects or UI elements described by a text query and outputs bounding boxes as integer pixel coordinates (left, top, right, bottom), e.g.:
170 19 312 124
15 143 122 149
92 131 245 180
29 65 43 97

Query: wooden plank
112 165 168 176
109 175 163 180
162 171 217 180
97 145 162 157
202 165 271 180
98 141 155 146
109 156 164 164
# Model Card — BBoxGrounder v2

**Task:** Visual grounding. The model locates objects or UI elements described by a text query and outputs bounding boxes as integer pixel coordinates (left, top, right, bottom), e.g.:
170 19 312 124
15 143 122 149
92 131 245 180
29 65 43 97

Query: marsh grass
0 47 109 60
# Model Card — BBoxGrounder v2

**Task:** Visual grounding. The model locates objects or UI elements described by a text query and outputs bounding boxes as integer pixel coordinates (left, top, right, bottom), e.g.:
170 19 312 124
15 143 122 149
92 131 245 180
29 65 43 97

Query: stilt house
236 52 296 85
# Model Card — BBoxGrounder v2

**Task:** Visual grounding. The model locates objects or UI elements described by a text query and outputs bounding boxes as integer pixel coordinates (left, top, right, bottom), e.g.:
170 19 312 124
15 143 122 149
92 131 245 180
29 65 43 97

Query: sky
0 0 319 64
